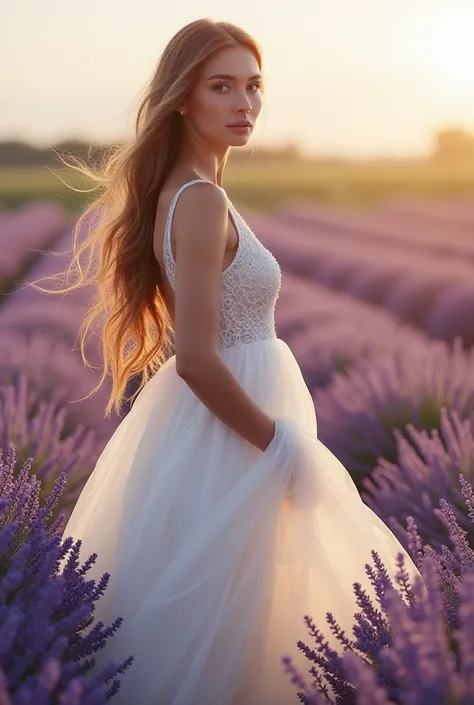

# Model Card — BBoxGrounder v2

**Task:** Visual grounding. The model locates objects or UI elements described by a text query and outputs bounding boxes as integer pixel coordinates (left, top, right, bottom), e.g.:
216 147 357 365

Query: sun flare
430 12 474 89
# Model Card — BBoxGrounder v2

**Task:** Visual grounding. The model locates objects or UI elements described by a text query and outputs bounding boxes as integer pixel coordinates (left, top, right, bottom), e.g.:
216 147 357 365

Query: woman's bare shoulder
170 179 228 227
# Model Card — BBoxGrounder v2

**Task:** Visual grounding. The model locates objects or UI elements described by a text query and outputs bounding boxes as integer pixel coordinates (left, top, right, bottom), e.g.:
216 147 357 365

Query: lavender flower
363 407 474 552
427 282 474 347
0 374 108 516
273 198 474 263
276 273 427 390
316 337 474 486
0 217 104 369
0 444 133 702
283 550 418 705
337 556 474 705
0 203 65 295
284 475 474 704
0 330 119 434
245 207 474 338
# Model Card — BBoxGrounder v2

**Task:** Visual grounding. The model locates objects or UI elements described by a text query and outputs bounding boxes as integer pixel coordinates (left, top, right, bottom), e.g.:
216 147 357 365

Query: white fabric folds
61 338 422 705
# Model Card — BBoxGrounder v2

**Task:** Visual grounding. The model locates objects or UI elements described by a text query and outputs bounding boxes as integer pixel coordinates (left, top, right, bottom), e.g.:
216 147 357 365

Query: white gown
61 179 422 705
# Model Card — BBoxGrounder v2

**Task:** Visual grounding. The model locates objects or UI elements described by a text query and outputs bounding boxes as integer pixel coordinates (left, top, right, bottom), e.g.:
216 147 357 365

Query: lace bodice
163 179 281 352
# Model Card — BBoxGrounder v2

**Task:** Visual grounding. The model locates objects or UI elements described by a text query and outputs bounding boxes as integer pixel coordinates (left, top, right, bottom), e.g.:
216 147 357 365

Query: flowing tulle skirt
61 337 422 705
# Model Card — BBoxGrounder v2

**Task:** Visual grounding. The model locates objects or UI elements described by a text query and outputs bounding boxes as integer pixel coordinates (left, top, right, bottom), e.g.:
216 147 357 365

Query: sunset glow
430 11 474 90
2 0 474 156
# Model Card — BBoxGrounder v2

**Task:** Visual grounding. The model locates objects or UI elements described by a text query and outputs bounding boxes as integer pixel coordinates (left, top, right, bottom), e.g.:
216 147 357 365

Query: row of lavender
4 427 474 705
0 203 65 295
278 195 474 262
248 199 474 700
0 209 120 513
1 199 474 702
0 206 131 702
243 195 474 346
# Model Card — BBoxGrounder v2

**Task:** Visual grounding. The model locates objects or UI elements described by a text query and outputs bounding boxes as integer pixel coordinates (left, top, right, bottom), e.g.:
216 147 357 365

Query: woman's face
182 45 263 148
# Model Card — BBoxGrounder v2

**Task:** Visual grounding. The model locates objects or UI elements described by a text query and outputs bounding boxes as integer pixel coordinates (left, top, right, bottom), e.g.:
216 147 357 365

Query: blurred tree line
433 128 474 162
0 139 304 167
1 127 473 167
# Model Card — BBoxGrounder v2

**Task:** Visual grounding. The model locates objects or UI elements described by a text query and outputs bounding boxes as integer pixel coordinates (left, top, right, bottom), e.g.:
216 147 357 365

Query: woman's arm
170 181 276 453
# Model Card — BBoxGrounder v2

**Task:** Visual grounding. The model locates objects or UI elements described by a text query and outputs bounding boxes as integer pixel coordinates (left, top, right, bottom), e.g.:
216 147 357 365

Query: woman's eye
213 82 262 93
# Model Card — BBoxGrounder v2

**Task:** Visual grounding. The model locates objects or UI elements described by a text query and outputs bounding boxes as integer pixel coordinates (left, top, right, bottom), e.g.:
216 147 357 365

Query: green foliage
2 157 474 215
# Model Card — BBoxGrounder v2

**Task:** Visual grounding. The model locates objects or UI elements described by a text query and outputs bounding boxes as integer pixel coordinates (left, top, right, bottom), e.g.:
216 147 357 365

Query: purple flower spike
0 444 134 702
363 407 474 553
284 467 474 703
316 337 474 487
0 375 110 517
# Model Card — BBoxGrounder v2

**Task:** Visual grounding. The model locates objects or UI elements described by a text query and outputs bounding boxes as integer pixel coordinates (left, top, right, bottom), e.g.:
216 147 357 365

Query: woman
39 18 422 705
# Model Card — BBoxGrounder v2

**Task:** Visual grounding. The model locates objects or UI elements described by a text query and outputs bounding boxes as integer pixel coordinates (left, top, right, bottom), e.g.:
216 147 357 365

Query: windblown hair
30 19 263 418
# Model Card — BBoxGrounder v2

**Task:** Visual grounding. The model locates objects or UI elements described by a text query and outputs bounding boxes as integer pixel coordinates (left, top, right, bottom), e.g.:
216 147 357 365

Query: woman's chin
225 133 252 147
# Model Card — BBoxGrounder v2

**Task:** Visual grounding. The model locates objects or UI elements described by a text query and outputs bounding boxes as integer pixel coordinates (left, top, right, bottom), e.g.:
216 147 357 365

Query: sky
3 0 474 157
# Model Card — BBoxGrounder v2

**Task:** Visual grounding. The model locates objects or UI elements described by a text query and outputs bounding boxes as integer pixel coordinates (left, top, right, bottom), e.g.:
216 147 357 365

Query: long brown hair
30 19 263 418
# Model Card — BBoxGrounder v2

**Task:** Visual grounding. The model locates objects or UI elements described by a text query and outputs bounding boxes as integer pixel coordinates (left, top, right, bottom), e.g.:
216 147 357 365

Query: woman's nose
235 93 253 113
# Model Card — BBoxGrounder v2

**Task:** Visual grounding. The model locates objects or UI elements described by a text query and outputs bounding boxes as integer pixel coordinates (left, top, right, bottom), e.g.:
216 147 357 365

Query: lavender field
1 193 474 702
